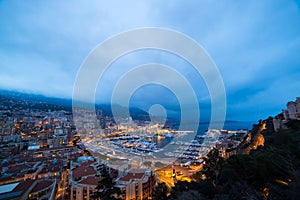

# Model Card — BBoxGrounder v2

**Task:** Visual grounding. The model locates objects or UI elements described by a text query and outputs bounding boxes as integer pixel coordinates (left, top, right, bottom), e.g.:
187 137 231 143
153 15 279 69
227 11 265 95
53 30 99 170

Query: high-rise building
97 110 106 129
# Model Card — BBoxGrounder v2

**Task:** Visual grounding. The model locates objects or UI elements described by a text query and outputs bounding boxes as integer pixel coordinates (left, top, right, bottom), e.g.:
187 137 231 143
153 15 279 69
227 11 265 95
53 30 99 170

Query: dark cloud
0 0 300 121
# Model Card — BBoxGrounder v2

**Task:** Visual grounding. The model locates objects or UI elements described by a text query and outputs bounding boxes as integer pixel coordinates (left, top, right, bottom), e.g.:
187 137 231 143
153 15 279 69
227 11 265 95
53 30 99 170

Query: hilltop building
273 97 300 131
285 97 300 119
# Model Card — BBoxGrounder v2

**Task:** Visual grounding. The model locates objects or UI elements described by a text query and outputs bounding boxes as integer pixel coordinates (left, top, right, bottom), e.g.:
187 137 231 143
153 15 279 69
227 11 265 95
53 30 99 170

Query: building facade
286 97 300 119
116 169 155 200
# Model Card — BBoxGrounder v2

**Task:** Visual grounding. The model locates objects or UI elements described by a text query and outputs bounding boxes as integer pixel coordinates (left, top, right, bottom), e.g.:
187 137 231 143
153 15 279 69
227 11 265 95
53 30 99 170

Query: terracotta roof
73 166 96 179
119 172 145 182
0 180 35 200
6 164 29 173
14 179 35 192
80 160 95 167
31 180 53 193
78 177 101 186
39 166 61 174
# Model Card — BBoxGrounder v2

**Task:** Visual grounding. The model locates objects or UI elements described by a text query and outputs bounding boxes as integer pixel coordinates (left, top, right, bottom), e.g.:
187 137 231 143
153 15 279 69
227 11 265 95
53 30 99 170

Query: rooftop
30 180 53 193
78 177 101 186
119 172 145 182
0 183 18 194
73 165 97 179
39 165 61 174
0 180 35 200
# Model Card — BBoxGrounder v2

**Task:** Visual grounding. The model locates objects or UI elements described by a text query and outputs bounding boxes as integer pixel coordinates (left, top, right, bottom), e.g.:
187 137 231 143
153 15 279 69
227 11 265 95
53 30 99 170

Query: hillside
0 89 150 121
166 119 300 200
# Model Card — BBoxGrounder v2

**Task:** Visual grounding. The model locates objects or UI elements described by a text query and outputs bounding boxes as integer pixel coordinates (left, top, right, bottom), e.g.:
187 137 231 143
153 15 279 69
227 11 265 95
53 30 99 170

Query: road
55 169 68 200
155 164 203 188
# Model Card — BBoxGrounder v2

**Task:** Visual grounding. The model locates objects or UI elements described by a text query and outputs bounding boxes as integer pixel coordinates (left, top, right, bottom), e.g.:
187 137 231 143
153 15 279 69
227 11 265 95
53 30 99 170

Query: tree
169 120 300 199
152 182 169 200
92 167 121 200
285 119 300 130
201 148 224 185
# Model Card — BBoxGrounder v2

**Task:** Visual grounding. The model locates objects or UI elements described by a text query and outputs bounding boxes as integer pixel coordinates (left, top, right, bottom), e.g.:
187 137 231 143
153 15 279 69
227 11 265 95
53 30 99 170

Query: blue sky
0 0 300 122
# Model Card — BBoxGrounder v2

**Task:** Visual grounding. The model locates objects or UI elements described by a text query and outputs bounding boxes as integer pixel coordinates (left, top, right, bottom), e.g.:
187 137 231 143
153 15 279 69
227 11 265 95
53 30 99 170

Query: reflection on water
151 137 173 148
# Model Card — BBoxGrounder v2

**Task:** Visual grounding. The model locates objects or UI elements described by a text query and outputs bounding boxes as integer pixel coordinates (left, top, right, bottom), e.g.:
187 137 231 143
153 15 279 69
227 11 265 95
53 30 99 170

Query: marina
80 121 249 167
